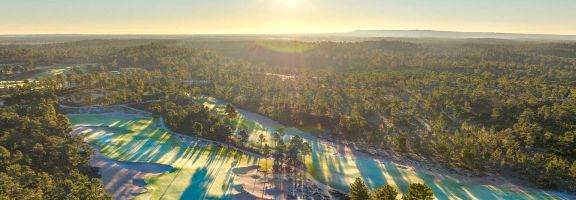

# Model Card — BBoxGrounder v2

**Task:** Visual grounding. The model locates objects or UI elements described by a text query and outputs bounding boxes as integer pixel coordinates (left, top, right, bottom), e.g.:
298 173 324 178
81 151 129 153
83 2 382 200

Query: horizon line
1 29 576 37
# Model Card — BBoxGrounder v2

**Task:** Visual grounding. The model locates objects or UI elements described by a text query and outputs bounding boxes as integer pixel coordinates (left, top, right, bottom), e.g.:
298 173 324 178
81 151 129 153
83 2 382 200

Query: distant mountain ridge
341 30 576 41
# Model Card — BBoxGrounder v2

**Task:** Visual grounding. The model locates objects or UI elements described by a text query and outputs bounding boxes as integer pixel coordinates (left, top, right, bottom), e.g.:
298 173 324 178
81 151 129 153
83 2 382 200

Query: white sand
90 148 174 200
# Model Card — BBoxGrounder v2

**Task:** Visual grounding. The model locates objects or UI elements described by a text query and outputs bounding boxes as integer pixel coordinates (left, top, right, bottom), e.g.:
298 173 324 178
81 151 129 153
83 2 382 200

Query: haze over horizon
1 0 575 35
2 1 576 200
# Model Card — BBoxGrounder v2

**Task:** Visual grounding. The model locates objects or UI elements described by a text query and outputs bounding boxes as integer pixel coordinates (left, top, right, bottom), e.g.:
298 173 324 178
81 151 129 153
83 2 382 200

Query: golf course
3 1 576 199
64 97 574 200
68 111 263 200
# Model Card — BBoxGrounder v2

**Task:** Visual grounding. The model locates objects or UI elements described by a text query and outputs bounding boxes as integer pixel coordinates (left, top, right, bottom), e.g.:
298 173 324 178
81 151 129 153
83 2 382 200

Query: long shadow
179 167 213 200
352 152 387 191
72 112 256 199
71 110 575 200
180 147 245 200
333 142 349 162
308 142 327 185
83 118 192 166
478 183 573 200
160 147 213 199
179 146 199 165
413 171 452 200
203 149 233 199
324 154 350 191
220 158 242 192
464 184 502 200
382 161 410 194
190 147 208 164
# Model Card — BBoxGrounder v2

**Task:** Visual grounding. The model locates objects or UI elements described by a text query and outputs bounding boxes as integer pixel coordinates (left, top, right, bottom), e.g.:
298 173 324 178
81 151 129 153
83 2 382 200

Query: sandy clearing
232 165 278 200
90 146 175 200
231 165 328 200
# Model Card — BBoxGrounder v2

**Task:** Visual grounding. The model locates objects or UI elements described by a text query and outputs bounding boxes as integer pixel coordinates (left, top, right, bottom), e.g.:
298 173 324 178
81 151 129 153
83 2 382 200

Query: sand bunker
231 166 280 200
91 151 175 200
67 112 262 200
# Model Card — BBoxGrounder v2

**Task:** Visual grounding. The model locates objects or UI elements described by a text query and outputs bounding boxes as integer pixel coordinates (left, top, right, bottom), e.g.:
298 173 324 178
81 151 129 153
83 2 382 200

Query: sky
1 0 575 35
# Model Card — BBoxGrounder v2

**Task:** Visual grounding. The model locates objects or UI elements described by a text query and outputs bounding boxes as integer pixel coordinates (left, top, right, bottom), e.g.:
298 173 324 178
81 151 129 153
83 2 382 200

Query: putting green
195 96 573 200
68 113 259 200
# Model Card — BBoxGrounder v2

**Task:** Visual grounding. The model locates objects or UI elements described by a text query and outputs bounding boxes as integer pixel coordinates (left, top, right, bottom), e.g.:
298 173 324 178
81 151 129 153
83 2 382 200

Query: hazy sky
1 0 575 35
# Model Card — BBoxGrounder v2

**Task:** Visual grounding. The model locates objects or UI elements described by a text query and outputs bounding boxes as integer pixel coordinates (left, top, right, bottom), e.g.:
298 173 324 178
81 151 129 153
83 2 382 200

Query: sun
272 0 310 11
278 0 298 8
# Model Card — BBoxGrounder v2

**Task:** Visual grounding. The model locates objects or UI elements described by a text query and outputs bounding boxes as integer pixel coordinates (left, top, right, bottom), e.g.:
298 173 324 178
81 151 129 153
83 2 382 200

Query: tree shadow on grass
352 153 388 191
379 160 410 194
179 167 214 200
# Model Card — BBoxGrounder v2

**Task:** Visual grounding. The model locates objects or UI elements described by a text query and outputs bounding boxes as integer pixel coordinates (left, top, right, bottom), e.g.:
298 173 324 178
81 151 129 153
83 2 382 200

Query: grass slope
194 96 572 200
68 113 259 200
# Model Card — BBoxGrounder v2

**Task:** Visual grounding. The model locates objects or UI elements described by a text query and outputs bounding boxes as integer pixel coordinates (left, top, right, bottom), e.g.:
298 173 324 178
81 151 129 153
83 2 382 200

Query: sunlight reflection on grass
191 96 572 200
68 113 258 199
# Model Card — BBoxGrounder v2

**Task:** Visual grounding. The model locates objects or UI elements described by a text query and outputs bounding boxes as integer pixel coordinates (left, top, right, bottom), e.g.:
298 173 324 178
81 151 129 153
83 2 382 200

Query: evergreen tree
258 133 266 149
403 183 434 200
263 144 271 170
238 129 249 145
225 103 237 118
374 185 398 200
349 177 371 200
570 161 576 179
193 122 203 136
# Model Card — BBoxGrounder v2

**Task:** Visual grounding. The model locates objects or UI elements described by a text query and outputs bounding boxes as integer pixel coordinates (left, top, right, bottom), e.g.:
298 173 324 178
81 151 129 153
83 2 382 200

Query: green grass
68 113 259 199
31 63 93 79
193 96 572 200
67 101 572 200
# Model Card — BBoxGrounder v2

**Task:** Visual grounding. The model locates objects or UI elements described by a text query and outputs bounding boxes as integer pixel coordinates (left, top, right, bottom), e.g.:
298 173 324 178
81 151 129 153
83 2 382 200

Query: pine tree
192 122 203 136
238 129 249 145
570 161 576 178
349 177 371 200
403 183 434 200
225 104 237 118
374 185 398 200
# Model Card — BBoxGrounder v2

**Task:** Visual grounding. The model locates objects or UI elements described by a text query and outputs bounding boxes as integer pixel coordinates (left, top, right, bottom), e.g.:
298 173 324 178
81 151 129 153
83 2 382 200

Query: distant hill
338 30 576 41
1 30 576 44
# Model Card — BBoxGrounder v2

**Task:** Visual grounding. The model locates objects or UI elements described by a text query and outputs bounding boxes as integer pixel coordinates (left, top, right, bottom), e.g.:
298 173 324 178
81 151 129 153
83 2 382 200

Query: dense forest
1 38 575 194
0 90 109 199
